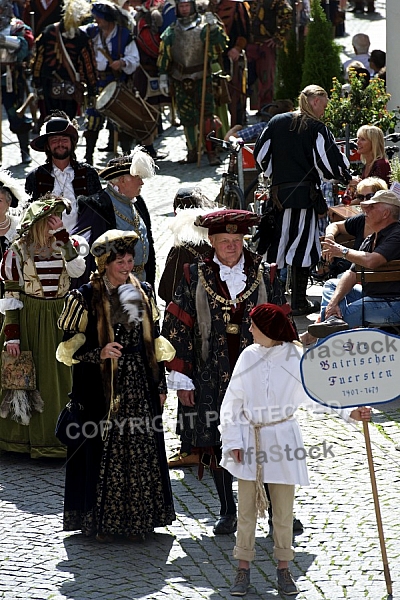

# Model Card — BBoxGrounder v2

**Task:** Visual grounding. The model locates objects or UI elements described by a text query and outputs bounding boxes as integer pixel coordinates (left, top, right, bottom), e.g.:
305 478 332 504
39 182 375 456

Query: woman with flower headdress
0 194 87 458
56 229 175 541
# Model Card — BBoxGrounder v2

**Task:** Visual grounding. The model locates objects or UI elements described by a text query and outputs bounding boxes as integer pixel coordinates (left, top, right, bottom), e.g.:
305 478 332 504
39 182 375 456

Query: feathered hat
98 146 156 181
62 0 92 35
90 229 139 274
18 194 71 236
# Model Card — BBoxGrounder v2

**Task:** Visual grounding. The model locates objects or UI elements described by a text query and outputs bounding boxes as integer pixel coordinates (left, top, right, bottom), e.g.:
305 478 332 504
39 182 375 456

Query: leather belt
175 63 204 75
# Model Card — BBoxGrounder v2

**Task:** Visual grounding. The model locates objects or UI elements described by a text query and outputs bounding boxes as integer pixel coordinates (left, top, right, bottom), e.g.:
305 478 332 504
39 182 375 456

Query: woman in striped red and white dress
0 195 86 458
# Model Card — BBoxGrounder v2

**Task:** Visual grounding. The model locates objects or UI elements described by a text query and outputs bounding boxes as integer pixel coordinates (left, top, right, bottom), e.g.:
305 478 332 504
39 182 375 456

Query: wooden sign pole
363 420 392 596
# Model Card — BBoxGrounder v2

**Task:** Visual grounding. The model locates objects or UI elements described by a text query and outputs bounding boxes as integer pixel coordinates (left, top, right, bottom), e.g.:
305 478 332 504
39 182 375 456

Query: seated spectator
224 99 294 143
369 49 386 86
369 49 386 75
302 190 400 342
321 177 388 279
342 33 374 79
356 125 391 186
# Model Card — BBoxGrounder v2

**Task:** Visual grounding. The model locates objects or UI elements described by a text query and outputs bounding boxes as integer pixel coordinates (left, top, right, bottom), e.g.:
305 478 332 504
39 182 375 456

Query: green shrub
323 72 399 138
300 0 342 93
275 28 304 103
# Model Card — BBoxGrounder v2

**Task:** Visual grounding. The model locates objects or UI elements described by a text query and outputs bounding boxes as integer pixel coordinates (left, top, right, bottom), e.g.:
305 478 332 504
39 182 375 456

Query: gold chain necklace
183 243 206 261
114 206 144 250
198 262 264 327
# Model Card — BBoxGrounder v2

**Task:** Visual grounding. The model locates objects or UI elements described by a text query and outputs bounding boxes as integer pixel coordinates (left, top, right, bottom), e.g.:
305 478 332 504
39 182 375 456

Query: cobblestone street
2 3 400 598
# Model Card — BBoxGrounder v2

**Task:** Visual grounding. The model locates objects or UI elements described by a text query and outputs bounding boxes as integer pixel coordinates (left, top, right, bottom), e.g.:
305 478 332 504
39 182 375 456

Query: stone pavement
2 3 400 599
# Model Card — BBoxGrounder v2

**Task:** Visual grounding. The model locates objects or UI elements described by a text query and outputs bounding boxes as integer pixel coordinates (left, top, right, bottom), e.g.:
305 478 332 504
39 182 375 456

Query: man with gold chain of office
162 209 296 535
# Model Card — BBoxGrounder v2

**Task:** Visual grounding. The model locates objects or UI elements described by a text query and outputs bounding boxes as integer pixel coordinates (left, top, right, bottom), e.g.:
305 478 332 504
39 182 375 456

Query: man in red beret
162 209 298 535
219 303 371 596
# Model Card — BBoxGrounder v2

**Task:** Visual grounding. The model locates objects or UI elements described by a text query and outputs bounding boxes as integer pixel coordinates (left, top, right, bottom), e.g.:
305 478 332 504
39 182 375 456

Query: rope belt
245 413 294 518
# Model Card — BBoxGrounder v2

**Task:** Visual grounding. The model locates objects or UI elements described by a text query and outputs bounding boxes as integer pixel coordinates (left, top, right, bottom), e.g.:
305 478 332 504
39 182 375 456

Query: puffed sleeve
56 290 88 366
0 248 24 342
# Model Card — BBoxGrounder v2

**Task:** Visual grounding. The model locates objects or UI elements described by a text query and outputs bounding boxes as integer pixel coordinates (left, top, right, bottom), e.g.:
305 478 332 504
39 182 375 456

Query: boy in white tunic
219 303 370 596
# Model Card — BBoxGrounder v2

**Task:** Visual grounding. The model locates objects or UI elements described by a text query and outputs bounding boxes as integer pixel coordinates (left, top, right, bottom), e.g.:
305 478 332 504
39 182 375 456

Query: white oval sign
300 328 400 408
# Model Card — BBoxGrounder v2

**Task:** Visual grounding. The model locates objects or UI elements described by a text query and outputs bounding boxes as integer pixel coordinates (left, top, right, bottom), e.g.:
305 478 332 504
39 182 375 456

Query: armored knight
0 0 34 164
157 0 228 165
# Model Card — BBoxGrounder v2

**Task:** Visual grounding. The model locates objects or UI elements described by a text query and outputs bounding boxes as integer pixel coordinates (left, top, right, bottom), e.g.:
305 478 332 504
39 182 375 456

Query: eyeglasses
356 193 375 201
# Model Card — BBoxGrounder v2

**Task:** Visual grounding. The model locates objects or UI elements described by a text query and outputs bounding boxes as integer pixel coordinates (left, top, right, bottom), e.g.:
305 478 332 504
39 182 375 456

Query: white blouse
219 342 353 485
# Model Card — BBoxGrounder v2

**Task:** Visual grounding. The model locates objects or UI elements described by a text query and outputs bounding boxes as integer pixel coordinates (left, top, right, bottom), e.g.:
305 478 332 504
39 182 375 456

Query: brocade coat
162 248 290 447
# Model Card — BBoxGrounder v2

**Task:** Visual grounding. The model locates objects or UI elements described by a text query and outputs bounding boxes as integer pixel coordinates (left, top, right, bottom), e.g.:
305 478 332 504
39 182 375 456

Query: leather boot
210 466 236 516
17 131 32 165
84 131 99 164
179 148 198 164
290 266 320 316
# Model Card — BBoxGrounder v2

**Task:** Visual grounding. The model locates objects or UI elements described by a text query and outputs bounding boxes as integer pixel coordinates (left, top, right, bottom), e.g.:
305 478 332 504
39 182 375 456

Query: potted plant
389 156 400 185
323 72 399 139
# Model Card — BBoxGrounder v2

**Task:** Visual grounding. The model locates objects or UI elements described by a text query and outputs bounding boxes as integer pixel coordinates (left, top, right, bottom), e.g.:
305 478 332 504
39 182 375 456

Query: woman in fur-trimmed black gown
57 229 175 541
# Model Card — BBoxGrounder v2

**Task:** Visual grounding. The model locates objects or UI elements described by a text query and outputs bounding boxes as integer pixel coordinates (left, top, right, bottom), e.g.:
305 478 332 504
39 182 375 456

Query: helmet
176 0 197 25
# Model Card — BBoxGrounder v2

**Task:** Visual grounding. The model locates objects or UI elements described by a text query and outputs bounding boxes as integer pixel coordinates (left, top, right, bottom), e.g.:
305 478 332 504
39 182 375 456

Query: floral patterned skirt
64 326 175 537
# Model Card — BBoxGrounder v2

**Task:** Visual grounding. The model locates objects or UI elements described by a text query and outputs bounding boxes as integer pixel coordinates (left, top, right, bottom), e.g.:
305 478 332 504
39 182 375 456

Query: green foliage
389 156 400 184
275 28 304 103
323 72 400 138
300 0 342 93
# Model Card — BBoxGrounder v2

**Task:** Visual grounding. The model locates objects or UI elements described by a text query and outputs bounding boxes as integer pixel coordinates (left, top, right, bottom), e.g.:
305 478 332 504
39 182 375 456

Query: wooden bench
355 260 400 331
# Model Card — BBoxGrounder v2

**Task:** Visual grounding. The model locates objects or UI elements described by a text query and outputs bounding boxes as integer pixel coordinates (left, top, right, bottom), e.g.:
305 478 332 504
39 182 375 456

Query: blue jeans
320 279 400 327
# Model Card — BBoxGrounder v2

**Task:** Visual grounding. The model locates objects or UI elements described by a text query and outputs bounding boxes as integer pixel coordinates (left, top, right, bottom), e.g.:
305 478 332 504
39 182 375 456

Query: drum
96 81 159 142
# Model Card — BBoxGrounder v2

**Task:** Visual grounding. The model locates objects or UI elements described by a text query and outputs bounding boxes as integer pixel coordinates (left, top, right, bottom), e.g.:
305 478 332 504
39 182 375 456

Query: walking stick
197 24 210 168
363 420 392 596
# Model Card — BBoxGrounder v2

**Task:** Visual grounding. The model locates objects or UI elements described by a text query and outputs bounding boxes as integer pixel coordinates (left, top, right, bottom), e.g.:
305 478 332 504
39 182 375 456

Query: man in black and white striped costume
254 84 351 315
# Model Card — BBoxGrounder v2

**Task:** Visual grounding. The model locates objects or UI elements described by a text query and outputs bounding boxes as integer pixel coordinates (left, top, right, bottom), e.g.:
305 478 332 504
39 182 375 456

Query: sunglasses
356 193 375 201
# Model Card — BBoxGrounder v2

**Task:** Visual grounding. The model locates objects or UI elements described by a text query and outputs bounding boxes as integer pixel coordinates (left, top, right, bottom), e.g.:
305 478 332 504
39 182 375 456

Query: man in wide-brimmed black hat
25 111 102 233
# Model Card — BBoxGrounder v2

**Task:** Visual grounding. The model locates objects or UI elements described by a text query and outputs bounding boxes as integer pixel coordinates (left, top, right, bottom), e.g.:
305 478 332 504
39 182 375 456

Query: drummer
82 0 140 163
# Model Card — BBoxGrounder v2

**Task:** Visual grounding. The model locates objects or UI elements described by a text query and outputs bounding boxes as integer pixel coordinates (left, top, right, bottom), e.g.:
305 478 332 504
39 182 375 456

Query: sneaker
277 568 299 595
230 568 250 596
308 315 349 338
